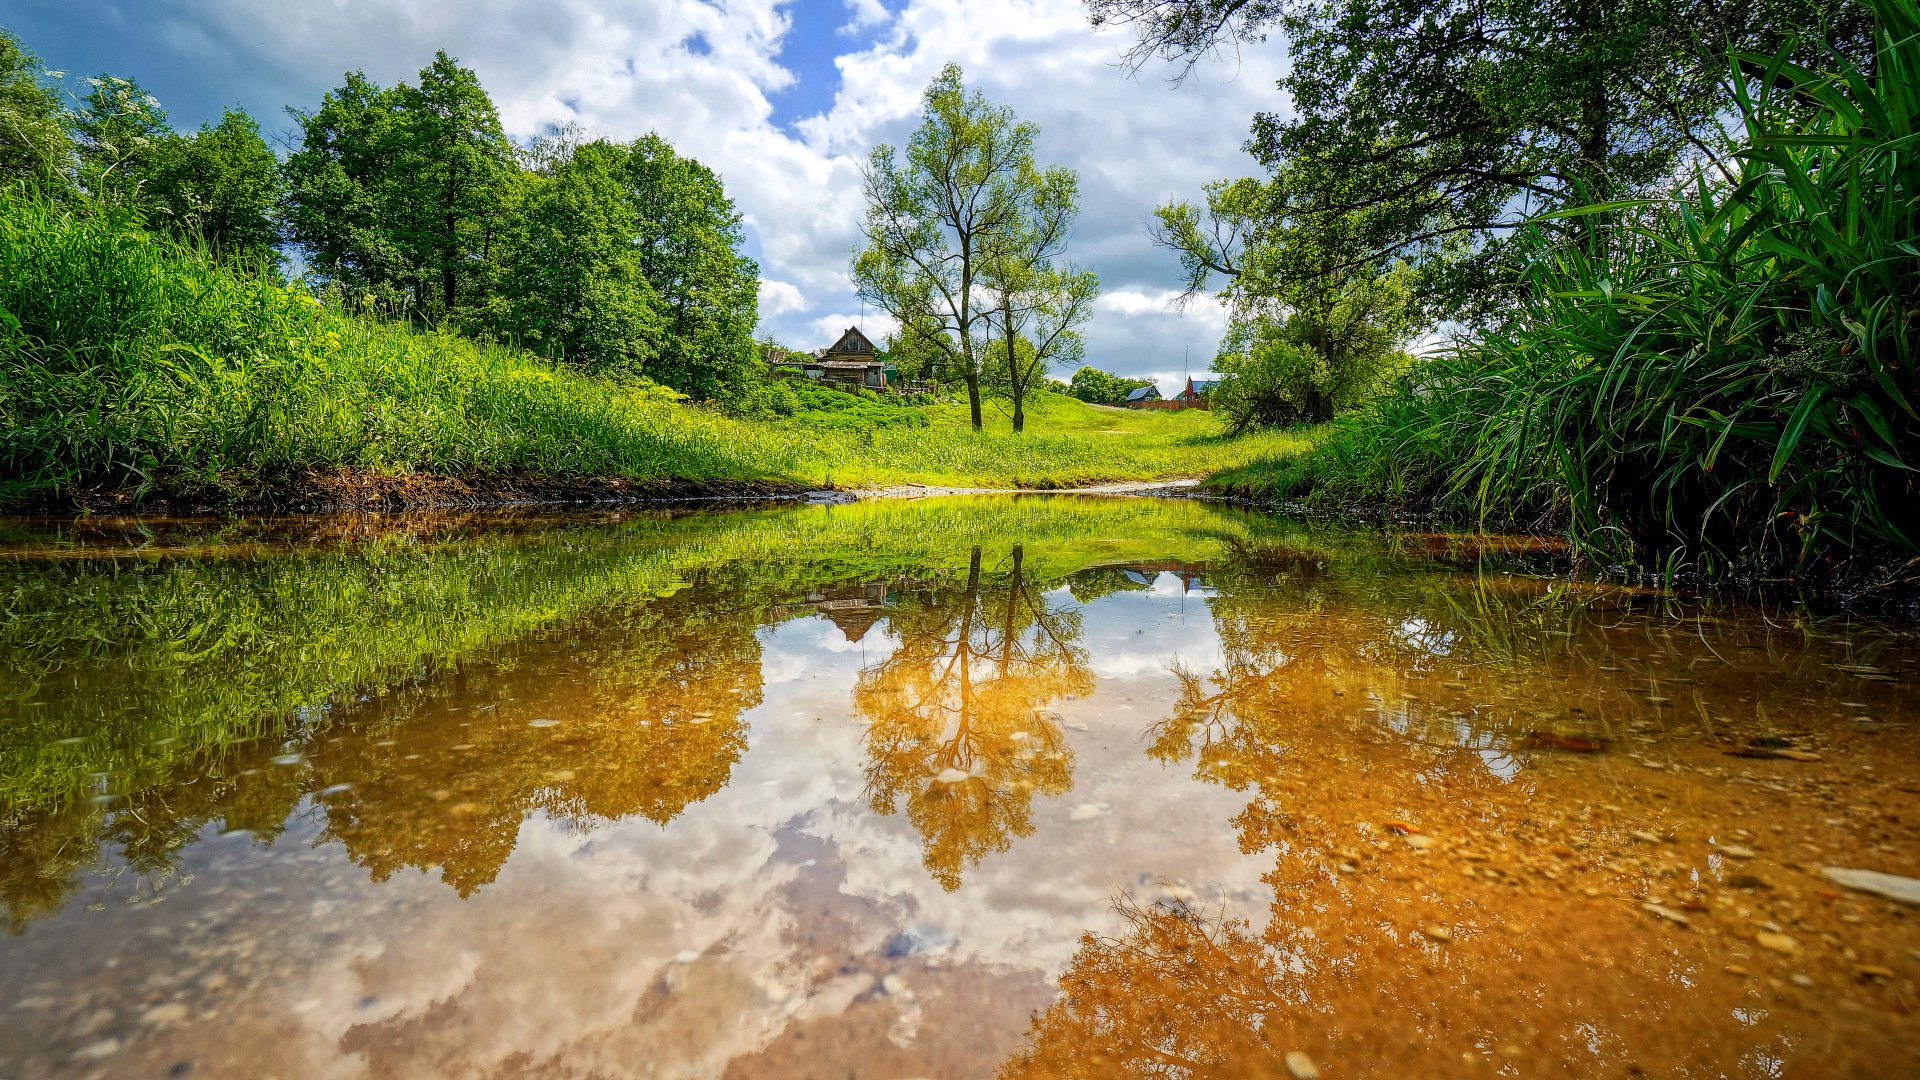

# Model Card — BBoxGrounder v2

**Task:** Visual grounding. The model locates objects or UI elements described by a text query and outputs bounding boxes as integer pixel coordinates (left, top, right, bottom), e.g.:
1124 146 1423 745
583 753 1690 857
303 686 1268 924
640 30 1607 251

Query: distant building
770 326 895 391
1123 384 1162 407
1176 376 1221 404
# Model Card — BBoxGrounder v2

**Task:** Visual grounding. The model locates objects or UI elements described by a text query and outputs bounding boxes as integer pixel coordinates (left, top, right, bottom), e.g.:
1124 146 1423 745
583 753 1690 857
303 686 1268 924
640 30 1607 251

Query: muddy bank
27 472 1210 515
42 470 817 515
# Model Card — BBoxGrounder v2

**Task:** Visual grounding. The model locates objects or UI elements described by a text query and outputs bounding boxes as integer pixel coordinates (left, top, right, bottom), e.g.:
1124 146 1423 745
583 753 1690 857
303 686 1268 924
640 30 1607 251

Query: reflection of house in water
769 581 893 642
1109 561 1212 593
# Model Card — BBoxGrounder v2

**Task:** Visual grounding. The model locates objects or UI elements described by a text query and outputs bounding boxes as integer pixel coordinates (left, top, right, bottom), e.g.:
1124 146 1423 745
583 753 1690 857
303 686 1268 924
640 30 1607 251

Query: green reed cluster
1217 0 1918 579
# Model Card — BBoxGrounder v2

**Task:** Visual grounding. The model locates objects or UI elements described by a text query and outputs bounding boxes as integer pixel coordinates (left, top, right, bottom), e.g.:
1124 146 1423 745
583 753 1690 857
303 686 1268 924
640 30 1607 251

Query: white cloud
758 279 809 317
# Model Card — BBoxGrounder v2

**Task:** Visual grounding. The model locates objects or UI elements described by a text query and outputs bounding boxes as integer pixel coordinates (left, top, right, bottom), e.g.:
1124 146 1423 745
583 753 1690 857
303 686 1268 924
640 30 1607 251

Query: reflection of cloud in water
1078 585 1226 682
756 617 896 686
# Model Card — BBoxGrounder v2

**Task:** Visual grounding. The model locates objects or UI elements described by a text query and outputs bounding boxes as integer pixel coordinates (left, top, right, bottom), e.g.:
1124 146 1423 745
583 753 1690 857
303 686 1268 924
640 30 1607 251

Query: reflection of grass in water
0 496 1281 815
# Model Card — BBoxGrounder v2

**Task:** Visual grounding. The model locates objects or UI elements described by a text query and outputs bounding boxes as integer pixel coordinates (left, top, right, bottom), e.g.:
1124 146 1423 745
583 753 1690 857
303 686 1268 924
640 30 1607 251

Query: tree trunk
1005 296 1024 434
959 327 984 431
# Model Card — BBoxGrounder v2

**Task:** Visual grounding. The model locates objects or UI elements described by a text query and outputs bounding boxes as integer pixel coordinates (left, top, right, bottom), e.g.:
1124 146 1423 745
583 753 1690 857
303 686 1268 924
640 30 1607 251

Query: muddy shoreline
23 471 1209 515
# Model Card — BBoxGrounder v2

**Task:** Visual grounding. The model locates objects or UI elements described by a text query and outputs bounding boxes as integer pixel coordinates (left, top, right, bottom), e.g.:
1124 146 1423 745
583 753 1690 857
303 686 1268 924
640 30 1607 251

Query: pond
1 495 1916 1079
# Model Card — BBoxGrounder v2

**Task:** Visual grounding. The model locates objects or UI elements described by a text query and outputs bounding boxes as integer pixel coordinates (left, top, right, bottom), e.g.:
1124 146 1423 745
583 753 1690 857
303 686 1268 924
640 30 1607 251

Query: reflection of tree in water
858 546 1092 890
1000 898 1292 1080
0 583 767 917
1004 543 1920 1080
312 585 764 894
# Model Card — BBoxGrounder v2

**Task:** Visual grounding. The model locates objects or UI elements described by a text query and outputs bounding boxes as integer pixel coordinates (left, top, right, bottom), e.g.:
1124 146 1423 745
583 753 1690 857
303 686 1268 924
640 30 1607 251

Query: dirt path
833 478 1203 501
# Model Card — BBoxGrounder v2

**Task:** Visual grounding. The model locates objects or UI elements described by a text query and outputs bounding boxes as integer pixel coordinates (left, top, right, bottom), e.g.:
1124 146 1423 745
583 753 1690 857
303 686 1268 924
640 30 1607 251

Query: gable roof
824 326 876 356
1125 385 1160 401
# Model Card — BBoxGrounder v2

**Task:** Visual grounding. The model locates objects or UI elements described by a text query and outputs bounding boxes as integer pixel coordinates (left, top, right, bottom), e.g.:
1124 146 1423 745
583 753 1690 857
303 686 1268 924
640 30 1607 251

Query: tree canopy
855 64 1087 430
1094 0 1871 314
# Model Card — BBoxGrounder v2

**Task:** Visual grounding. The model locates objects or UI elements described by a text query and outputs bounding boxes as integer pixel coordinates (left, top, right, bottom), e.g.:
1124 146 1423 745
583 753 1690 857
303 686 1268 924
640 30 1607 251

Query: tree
620 134 760 399
69 74 170 208
1155 179 1418 428
0 28 69 190
984 221 1099 432
1068 366 1152 406
284 54 514 320
1091 0 1872 316
855 64 1077 430
492 139 658 374
139 110 282 260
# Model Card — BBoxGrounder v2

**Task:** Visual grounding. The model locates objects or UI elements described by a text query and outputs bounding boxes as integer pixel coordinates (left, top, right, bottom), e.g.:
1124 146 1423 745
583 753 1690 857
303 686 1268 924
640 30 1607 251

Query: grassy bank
0 195 1297 507
1207 3 1920 581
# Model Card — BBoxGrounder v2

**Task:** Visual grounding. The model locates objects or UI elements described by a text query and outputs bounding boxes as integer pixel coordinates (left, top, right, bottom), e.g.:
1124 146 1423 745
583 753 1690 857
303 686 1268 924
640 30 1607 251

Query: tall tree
1091 0 1871 315
1154 178 1418 426
493 139 659 374
391 52 514 317
620 133 760 399
855 64 1074 430
69 74 170 208
282 71 413 311
987 264 1099 432
139 110 282 260
0 28 69 190
284 54 513 320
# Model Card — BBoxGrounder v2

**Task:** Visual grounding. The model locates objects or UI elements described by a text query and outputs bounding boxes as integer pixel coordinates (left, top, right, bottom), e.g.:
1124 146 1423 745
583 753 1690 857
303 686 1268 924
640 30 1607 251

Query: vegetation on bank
0 193 1291 505
1119 0 1913 580
1208 6 1917 578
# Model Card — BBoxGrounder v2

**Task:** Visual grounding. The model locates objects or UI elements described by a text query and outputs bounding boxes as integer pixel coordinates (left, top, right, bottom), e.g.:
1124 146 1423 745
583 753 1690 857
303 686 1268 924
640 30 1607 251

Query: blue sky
8 0 1284 389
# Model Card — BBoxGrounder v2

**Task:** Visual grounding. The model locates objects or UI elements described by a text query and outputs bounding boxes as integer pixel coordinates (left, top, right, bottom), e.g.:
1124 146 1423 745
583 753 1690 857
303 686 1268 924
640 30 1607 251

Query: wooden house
769 326 895 391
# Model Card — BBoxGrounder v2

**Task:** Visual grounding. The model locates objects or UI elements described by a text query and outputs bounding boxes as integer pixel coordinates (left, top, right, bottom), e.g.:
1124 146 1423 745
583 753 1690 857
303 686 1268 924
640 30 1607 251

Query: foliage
0 192 788 500
855 64 1080 429
0 191 1305 502
1208 267 1417 432
69 73 173 211
1067 366 1151 405
0 28 69 190
1097 0 1872 316
620 133 762 399
282 54 517 321
135 110 283 260
282 57 758 397
1212 0 1920 578
489 139 660 375
1156 181 1421 427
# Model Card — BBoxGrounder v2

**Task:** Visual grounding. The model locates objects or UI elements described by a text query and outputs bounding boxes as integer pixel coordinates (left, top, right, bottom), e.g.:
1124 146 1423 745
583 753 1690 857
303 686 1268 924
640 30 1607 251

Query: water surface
1 497 1916 1078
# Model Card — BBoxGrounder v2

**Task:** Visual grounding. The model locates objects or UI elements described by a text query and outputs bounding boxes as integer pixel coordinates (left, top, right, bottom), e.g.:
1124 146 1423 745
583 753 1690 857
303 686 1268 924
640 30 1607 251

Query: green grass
1207 0 1920 580
0 196 1290 504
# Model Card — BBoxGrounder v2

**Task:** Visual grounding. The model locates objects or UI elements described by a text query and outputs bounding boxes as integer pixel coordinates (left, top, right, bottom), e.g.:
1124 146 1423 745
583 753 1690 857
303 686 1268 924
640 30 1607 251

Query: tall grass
0 195 1289 503
0 196 815 501
1218 0 1919 579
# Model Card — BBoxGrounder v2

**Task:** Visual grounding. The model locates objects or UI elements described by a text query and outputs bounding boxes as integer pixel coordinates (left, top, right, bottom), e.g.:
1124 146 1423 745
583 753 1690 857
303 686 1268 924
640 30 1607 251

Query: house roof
1125 385 1160 401
823 325 876 357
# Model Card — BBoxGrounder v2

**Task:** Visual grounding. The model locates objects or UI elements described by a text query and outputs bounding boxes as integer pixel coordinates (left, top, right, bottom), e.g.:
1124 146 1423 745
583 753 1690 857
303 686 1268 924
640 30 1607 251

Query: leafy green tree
0 28 70 190
1067 366 1151 405
69 74 170 207
139 110 282 260
493 140 658 373
855 64 1075 430
620 134 759 399
391 52 515 318
282 71 414 312
986 263 1099 431
1156 179 1419 428
284 53 514 320
1091 0 1870 315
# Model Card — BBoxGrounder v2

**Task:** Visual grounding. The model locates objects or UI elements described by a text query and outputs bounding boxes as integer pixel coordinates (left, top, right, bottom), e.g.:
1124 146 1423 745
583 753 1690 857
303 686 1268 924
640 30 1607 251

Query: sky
7 0 1287 390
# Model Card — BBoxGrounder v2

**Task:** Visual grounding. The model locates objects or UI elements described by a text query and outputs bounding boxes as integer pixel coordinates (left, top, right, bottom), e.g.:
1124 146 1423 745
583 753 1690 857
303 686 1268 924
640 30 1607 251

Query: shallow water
1 496 1917 1079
